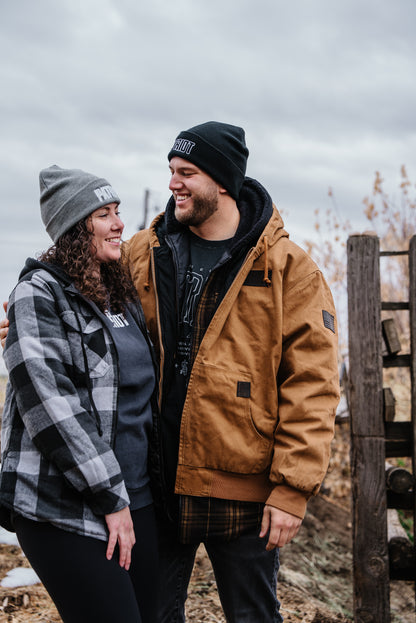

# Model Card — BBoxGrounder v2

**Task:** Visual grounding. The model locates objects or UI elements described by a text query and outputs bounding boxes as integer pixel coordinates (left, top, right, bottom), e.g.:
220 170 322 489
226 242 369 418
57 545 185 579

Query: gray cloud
1 0 415 375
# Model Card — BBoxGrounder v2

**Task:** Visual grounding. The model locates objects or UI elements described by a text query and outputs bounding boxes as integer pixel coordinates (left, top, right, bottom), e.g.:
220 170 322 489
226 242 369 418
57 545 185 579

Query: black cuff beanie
167 121 249 200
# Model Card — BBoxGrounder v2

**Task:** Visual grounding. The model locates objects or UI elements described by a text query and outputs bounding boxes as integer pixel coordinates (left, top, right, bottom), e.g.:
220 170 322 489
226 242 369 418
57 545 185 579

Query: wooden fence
347 233 416 622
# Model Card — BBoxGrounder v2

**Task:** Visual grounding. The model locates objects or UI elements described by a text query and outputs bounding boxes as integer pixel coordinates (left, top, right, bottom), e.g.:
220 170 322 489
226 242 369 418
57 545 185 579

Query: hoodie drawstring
263 236 272 287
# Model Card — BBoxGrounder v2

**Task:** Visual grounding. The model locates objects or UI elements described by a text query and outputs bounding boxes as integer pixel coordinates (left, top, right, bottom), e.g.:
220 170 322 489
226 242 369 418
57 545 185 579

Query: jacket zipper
148 244 169 515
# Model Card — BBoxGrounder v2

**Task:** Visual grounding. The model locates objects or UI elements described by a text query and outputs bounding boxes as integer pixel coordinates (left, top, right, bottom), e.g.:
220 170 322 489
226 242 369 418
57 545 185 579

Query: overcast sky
1 0 415 371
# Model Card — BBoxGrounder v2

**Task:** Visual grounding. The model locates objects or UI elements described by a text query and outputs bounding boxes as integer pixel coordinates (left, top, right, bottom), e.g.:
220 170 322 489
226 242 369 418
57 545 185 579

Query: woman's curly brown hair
39 218 138 314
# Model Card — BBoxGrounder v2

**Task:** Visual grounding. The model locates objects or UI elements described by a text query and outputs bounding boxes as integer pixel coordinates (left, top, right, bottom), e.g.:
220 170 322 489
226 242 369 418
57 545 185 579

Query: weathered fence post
407 236 416 578
347 234 390 622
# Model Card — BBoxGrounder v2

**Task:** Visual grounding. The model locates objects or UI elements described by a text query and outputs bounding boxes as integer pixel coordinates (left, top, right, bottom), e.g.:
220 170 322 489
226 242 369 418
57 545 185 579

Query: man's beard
175 189 219 227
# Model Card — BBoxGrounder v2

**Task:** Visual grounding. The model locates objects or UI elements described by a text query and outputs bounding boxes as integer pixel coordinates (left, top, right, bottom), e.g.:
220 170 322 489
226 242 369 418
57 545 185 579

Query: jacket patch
237 381 251 398
243 270 272 287
322 310 335 333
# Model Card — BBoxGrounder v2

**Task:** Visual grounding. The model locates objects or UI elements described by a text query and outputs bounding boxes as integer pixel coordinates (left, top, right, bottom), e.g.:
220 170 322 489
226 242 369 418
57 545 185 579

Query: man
1 122 339 621
123 121 340 622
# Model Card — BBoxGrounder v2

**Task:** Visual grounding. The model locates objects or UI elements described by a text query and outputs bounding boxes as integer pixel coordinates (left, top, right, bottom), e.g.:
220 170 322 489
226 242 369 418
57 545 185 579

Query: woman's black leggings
14 505 158 623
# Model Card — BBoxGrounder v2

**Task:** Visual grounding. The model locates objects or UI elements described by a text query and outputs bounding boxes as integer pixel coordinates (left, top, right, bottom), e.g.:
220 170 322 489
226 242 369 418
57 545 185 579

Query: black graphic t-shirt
175 232 231 392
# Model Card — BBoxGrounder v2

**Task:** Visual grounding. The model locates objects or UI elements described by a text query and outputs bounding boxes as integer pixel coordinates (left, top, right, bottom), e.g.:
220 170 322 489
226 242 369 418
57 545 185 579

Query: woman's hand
105 507 136 570
0 302 9 349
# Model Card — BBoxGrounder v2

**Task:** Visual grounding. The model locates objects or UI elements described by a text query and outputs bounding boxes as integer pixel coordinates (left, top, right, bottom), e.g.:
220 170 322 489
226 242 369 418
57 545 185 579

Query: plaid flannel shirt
0 261 148 540
178 495 264 544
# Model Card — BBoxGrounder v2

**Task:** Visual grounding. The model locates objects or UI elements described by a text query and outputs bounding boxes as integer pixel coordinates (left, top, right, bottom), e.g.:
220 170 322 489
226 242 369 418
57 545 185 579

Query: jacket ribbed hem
175 468 309 519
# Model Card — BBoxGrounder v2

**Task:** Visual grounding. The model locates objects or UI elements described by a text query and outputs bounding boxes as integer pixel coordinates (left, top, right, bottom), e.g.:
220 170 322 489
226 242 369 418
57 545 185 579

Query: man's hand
259 504 302 550
1 302 9 349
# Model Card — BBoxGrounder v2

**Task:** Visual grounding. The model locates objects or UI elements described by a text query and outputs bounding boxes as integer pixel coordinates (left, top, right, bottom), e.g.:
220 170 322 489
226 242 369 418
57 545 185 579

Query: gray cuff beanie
167 121 249 200
39 165 120 243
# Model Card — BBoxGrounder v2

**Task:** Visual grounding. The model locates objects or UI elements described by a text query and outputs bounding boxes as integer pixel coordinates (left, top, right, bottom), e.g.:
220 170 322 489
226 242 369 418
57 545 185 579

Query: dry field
0 375 414 622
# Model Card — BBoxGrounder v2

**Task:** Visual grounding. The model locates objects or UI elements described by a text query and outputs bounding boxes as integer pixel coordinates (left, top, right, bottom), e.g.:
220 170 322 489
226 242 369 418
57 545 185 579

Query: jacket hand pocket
181 363 272 474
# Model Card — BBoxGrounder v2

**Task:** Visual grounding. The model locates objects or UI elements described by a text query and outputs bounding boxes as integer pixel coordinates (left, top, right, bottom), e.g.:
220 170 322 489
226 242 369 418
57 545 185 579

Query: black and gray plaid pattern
0 267 130 540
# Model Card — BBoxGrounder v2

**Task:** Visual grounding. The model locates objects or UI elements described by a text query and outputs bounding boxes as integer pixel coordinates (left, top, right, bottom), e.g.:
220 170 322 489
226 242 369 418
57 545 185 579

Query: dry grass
0 375 414 622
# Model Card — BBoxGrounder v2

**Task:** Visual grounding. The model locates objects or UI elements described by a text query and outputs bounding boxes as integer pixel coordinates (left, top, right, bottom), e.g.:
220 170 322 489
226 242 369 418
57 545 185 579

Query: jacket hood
19 257 72 285
162 177 287 254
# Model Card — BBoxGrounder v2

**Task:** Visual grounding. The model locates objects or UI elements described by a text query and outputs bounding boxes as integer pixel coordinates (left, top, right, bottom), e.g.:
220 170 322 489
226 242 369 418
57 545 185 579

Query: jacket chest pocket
60 310 111 379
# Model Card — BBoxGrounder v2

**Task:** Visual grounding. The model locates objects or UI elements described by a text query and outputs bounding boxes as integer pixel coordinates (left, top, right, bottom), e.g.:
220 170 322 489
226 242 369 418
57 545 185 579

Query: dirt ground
0 378 414 622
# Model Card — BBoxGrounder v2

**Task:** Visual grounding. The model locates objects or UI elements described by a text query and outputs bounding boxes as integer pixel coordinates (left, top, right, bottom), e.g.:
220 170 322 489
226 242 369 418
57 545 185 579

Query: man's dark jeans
156 521 283 622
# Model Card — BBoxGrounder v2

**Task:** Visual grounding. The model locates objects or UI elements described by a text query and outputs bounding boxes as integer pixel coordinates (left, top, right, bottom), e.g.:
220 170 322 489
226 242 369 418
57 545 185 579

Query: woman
0 165 158 623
